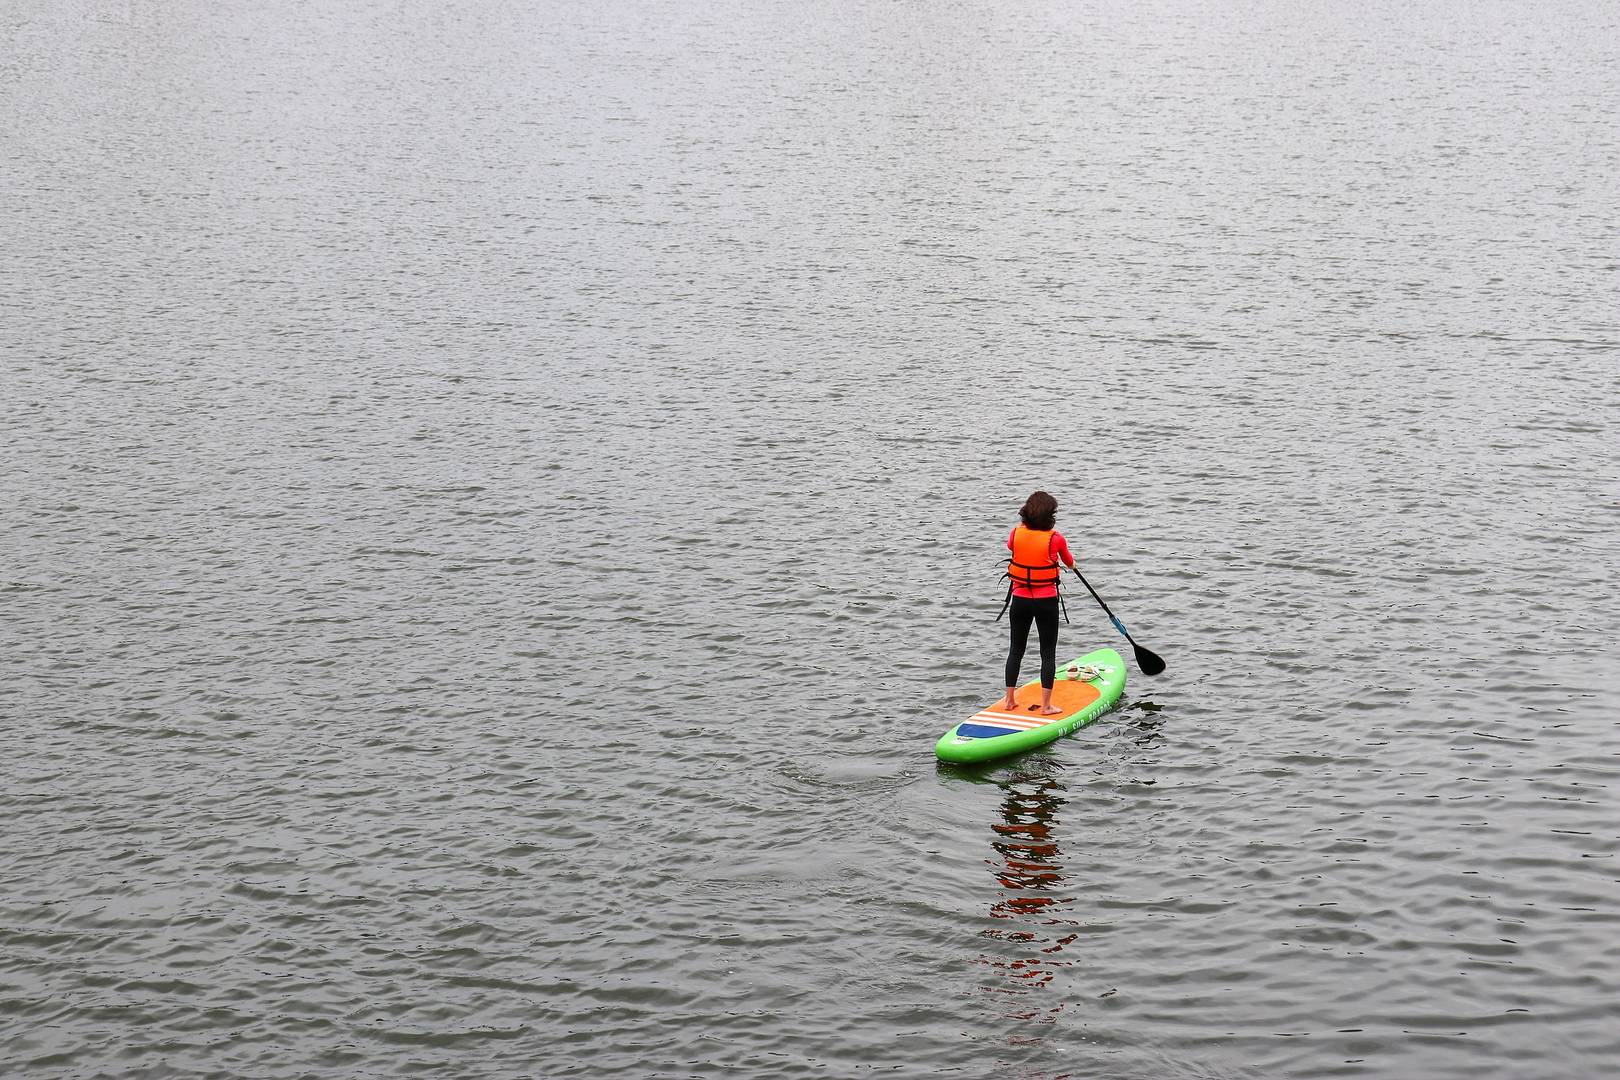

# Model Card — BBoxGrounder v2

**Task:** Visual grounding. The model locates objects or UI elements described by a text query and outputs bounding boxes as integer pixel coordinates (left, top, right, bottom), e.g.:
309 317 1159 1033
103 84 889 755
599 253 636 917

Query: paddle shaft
1069 566 1165 675
1068 567 1129 637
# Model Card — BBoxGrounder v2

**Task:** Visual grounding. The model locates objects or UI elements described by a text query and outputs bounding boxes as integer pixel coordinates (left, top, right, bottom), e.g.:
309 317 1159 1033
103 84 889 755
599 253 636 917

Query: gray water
4 1 1619 1077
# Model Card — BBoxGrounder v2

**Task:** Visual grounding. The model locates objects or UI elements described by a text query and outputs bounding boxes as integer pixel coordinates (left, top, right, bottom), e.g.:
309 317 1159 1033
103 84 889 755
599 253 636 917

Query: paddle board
935 647 1126 764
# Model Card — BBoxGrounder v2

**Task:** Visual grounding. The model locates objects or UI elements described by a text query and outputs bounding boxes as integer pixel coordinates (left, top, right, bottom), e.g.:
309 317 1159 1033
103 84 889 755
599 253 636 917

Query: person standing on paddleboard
1000 491 1077 716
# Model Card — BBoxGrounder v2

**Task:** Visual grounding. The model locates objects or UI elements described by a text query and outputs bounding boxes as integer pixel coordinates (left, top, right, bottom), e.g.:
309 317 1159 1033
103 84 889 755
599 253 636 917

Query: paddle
1069 567 1165 676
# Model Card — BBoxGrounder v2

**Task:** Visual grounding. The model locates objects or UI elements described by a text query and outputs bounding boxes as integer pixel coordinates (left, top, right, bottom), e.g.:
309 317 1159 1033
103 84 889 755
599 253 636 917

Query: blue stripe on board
957 723 1025 740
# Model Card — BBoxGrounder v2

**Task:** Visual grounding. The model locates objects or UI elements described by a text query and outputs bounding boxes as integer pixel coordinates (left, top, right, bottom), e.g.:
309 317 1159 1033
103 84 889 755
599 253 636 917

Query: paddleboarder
1000 490 1077 716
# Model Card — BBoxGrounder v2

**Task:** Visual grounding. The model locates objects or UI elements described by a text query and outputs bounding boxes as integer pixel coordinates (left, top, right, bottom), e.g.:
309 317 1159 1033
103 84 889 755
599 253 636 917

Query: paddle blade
1133 644 1166 676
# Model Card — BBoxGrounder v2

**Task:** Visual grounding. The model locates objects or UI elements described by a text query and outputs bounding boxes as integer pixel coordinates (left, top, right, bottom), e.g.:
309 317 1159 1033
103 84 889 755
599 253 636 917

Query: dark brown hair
1019 490 1057 531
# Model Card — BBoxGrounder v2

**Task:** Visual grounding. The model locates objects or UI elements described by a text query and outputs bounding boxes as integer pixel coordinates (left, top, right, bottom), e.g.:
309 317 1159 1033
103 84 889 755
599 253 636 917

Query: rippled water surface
5 1 1619 1077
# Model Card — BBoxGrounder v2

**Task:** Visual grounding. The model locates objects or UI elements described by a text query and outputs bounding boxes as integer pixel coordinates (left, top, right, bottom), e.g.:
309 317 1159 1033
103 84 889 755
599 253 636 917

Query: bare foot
1039 706 1063 716
998 696 1017 711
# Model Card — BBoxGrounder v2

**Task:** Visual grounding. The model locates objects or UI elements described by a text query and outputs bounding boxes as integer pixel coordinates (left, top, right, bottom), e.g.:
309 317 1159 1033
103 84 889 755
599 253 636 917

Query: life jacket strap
1004 558 1062 585
996 559 1071 623
995 579 1014 622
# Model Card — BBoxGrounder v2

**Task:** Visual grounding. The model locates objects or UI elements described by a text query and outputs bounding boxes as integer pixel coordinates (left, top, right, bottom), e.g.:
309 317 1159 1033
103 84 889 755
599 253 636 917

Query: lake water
4 0 1618 1076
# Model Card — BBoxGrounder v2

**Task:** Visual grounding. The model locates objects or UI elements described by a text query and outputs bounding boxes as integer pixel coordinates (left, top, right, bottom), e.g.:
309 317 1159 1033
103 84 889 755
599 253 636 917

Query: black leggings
1005 595 1060 689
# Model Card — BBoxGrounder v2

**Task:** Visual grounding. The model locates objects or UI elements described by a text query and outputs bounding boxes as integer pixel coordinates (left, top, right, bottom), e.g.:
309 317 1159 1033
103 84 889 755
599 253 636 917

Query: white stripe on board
971 711 1057 729
977 709 1064 723
972 705 1062 722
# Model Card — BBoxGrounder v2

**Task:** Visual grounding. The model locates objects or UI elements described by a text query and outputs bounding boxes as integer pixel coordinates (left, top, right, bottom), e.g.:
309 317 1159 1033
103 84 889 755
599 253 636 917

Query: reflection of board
935 647 1126 764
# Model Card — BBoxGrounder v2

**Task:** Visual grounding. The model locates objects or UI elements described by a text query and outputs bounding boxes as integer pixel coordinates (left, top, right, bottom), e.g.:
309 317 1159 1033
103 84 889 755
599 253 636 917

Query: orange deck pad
988 677 1101 719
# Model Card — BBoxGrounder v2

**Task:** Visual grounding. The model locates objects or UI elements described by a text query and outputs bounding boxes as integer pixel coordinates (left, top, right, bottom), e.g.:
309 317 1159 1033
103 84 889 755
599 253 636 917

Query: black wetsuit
1005 595 1059 689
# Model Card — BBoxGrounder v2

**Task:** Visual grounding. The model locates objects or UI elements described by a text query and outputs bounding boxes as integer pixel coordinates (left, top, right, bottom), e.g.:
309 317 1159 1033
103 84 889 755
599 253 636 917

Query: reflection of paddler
989 773 1067 903
982 769 1078 1006
998 491 1079 717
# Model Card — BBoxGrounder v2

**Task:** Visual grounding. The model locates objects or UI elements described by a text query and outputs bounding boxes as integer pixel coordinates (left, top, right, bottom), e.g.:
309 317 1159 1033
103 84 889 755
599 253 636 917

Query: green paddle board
935 647 1127 764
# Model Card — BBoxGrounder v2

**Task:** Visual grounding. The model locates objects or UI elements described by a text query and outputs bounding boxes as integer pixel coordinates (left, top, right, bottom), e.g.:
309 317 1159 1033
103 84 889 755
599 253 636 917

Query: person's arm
1052 533 1076 569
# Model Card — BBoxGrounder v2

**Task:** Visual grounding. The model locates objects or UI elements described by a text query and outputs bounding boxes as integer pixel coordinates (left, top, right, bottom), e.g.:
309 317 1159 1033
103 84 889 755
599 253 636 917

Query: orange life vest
1007 526 1061 590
